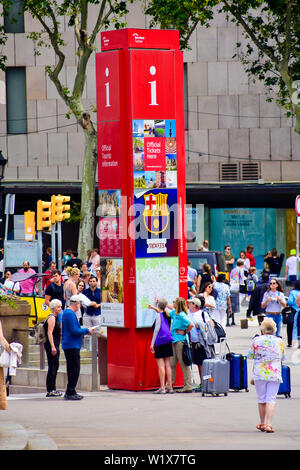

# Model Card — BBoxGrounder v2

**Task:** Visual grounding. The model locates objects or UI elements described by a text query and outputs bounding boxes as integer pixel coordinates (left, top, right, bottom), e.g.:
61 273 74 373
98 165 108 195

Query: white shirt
188 266 197 282
237 257 250 271
286 256 297 276
204 294 216 310
188 309 211 343
262 290 286 313
4 279 20 294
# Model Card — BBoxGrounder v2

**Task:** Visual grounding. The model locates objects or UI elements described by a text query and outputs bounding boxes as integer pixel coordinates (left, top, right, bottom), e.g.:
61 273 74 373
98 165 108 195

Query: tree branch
222 0 279 67
89 0 110 47
30 5 66 82
283 0 293 66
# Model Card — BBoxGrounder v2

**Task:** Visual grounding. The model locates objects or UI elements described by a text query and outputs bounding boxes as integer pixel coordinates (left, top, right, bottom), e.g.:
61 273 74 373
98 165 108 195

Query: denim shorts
254 380 280 403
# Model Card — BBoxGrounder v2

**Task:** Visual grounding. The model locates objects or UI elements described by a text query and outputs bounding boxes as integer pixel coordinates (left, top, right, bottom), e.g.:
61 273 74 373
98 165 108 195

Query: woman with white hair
248 318 286 433
44 299 63 397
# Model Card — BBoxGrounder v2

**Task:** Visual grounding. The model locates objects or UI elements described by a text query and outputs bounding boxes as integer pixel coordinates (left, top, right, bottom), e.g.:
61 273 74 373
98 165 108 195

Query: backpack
246 276 256 292
33 314 54 345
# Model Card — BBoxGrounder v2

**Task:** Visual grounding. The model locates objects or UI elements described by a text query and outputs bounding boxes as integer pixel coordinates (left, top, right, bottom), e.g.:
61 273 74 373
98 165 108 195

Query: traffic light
24 210 36 241
37 200 52 231
51 195 65 223
58 194 71 221
51 194 71 222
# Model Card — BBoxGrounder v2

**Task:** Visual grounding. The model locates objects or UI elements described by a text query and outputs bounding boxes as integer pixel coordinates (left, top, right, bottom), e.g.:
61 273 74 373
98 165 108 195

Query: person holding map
168 297 194 393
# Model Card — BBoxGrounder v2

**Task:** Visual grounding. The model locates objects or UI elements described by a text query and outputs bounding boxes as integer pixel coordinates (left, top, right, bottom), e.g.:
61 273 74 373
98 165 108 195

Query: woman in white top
238 250 250 273
88 249 100 272
3 270 20 295
76 278 94 324
63 267 80 308
199 282 216 315
261 278 286 338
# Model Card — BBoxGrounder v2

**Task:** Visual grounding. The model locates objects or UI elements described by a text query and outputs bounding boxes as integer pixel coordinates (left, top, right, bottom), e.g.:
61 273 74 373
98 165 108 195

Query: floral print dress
248 335 286 382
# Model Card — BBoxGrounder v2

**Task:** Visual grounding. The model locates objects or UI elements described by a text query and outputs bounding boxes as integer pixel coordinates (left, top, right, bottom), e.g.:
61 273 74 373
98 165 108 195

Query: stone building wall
0 2 299 185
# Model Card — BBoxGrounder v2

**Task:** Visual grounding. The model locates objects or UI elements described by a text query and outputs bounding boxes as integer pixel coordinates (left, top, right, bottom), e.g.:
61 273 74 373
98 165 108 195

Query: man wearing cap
187 297 215 391
62 295 93 400
285 249 298 283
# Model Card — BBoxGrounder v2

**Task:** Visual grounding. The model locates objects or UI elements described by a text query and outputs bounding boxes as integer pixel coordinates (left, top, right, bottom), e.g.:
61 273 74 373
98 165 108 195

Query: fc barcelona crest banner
143 192 169 235
134 188 178 258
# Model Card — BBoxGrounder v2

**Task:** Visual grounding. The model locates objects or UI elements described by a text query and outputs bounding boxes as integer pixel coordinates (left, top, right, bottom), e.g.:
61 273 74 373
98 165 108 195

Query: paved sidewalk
2 308 300 451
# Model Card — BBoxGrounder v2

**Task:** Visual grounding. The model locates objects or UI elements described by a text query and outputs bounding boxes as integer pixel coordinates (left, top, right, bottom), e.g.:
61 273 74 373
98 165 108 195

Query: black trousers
63 348 81 396
44 342 60 393
287 322 293 347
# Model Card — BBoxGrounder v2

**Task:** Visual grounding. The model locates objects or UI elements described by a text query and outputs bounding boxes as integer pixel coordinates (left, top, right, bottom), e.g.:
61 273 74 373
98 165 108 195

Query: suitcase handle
219 338 228 359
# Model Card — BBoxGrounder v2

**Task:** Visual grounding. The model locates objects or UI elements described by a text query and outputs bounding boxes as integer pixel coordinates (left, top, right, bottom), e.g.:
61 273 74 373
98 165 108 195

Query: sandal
256 424 266 432
153 388 166 394
265 425 275 433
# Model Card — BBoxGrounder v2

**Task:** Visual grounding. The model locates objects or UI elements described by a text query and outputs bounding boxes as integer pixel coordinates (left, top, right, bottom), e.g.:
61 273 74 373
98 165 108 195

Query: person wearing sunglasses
261 279 286 337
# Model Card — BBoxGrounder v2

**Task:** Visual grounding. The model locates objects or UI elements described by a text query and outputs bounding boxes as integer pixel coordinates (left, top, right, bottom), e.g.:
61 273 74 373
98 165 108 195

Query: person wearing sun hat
285 249 297 283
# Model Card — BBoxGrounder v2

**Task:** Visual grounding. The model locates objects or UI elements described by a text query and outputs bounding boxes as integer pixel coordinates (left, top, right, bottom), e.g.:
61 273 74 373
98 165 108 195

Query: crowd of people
0 248 102 401
0 240 299 430
147 288 288 433
184 243 300 431
188 242 300 337
0 248 102 324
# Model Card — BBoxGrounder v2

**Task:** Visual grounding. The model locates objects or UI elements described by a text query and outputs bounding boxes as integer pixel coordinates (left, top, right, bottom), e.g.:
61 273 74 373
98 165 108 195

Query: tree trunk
278 64 300 135
77 128 98 260
295 111 300 135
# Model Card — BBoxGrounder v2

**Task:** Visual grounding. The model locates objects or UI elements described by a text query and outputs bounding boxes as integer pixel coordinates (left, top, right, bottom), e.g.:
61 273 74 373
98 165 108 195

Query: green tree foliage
1 0 134 257
0 25 7 70
146 0 300 133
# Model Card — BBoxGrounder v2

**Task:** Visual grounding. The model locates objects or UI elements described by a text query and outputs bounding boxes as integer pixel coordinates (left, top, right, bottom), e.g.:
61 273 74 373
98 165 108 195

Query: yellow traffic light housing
37 200 52 231
24 210 36 241
51 195 64 223
57 194 71 221
50 195 71 222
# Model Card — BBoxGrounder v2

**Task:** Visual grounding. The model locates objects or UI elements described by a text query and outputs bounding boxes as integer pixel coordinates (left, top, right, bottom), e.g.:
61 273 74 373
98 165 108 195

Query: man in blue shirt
83 276 102 328
62 295 92 400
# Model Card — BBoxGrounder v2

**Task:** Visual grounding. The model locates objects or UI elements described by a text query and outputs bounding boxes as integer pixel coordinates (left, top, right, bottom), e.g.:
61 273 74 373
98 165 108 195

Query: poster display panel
136 257 179 327
134 188 178 257
96 30 186 389
101 258 124 327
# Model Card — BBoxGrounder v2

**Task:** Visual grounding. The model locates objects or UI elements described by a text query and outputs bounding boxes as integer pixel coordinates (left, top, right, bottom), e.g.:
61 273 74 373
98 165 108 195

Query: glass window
6 67 27 134
4 0 25 33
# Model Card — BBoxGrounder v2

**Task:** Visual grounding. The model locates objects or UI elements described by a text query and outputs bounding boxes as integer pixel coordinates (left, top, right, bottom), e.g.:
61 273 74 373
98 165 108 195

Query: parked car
187 250 229 281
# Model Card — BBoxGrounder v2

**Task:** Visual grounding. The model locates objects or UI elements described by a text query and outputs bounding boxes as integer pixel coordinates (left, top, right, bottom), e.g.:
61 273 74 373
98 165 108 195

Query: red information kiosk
96 29 187 390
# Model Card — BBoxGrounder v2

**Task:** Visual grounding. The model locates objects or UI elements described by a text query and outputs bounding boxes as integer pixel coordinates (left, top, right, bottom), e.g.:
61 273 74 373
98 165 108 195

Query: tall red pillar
96 29 187 390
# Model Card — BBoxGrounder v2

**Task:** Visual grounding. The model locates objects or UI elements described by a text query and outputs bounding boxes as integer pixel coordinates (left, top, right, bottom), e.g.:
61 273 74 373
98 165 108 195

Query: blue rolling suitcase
277 365 291 398
226 352 249 392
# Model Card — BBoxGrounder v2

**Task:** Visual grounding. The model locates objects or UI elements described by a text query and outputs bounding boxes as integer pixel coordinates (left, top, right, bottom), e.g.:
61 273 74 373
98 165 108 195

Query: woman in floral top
248 318 286 433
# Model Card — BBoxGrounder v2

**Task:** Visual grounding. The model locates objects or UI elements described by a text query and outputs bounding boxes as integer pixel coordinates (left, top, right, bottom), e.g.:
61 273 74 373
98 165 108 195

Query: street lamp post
0 150 8 261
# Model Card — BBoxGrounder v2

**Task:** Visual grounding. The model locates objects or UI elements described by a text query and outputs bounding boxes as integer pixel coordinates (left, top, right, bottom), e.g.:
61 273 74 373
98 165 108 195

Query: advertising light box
96 29 187 390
